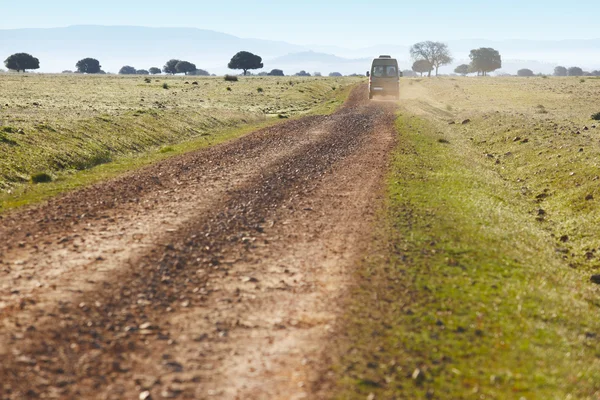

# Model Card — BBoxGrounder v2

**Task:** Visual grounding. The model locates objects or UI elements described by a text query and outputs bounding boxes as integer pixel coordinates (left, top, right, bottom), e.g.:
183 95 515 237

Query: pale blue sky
3 0 600 47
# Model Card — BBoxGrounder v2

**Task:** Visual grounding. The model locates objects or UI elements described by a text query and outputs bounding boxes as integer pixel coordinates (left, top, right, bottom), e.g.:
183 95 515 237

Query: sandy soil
0 85 397 400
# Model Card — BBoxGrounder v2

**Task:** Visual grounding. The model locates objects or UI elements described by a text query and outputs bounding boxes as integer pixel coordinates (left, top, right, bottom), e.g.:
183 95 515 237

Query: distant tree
163 59 180 75
228 51 263 76
188 69 210 76
568 66 583 76
313 72 322 77
295 70 311 77
62 70 73 74
149 67 161 75
329 72 342 77
591 70 600 76
468 48 501 76
412 59 433 77
257 72 269 76
268 69 284 76
175 61 197 75
402 69 416 77
454 64 470 76
409 41 452 77
554 66 567 76
76 58 102 74
517 68 535 77
119 65 137 75
136 69 149 75
4 53 40 72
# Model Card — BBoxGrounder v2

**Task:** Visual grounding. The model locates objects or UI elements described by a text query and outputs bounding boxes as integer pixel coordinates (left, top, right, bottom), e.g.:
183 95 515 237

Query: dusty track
0 85 397 400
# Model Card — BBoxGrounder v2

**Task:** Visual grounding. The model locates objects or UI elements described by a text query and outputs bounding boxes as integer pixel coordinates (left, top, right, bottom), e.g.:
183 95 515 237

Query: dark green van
369 55 400 100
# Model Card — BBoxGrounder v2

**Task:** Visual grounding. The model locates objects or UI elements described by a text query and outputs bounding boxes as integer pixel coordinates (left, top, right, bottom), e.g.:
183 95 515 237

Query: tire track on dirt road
0 85 397 399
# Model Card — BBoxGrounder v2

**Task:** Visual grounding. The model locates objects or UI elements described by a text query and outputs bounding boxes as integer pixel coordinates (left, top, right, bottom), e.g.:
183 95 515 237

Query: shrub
224 75 238 82
144 77 151 83
162 83 169 89
592 112 600 121
31 172 52 184
226 87 232 91
257 87 264 93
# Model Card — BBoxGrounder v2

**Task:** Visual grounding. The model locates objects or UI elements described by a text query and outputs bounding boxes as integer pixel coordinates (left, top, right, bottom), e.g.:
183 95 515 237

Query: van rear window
373 65 397 77
373 66 385 77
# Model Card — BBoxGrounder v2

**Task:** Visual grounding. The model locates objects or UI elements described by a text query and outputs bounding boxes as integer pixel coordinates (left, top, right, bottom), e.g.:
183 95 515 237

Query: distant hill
267 51 371 75
0 25 307 73
1 26 599 75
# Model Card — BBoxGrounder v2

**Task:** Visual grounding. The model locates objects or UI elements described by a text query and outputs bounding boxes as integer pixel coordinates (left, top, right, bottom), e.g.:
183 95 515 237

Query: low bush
31 172 52 184
224 75 238 82
592 112 600 121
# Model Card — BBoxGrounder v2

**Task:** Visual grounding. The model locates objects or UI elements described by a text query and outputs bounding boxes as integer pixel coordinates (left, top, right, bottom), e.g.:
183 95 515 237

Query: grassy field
330 77 600 399
0 74 361 210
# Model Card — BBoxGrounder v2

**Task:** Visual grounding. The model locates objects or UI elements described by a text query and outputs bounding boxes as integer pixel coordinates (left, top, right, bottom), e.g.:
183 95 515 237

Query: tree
295 70 311 77
313 72 322 77
119 65 137 75
412 59 433 77
454 64 470 76
517 68 535 77
329 72 342 77
163 59 180 75
554 66 567 76
268 69 284 76
136 69 149 75
568 66 583 76
76 58 102 74
402 69 416 77
175 61 196 75
409 41 452 77
469 48 502 76
149 67 161 75
4 53 40 72
228 51 263 76
188 69 210 76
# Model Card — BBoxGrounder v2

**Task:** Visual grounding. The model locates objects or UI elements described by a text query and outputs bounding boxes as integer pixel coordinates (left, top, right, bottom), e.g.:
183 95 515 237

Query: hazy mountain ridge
1 26 599 75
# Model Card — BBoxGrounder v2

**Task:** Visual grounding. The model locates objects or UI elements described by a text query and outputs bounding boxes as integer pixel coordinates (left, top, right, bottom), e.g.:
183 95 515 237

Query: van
369 55 400 100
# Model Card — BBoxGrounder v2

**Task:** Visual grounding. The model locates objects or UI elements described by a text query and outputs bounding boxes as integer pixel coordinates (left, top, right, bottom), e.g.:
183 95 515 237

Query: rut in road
0 85 397 399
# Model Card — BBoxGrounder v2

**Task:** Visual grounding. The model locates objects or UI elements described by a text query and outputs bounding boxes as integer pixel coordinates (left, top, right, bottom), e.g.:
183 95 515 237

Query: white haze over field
1 26 600 76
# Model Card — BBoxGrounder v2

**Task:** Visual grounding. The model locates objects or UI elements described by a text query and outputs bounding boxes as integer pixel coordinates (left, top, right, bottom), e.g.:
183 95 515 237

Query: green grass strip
330 113 600 399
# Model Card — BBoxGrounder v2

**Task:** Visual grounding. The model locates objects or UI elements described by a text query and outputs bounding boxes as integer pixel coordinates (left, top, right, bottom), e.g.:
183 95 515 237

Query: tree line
2 51 346 77
408 42 503 77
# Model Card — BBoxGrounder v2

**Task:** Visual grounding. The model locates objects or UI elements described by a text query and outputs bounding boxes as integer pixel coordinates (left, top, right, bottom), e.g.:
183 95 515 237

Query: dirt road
0 85 397 400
